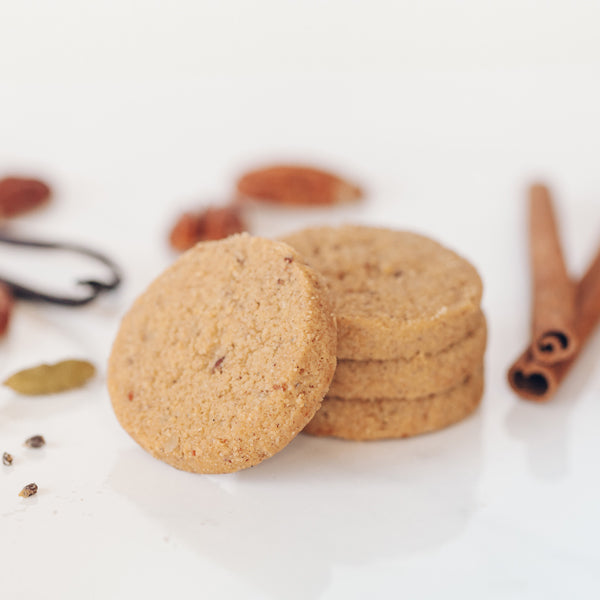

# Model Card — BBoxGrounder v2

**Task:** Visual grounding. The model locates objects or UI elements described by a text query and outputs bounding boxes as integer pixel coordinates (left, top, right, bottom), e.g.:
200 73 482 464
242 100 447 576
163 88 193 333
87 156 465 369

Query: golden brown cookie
108 234 337 474
281 226 483 360
304 366 483 441
329 312 486 399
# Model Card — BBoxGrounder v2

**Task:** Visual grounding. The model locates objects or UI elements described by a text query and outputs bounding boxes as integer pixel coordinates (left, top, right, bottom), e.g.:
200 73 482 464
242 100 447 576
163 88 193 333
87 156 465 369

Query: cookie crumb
2 452 13 466
24 435 45 448
19 483 38 498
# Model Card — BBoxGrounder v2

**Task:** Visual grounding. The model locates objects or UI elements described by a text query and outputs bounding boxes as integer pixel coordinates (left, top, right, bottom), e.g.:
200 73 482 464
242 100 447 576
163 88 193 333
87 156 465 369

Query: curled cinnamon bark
508 245 600 401
529 184 578 363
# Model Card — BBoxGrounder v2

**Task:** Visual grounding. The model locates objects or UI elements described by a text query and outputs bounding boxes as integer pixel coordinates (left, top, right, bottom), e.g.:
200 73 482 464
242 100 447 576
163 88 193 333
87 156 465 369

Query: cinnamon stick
529 184 578 364
508 245 600 401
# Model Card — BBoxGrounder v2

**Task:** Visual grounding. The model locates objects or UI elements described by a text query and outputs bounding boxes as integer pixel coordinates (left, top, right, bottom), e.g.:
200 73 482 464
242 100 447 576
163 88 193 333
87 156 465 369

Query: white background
1 1 600 598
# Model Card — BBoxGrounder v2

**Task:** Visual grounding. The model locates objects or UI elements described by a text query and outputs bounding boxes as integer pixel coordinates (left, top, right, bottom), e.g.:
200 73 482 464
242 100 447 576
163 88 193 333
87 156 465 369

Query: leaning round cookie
329 312 486 399
304 366 483 441
281 226 483 360
108 234 337 474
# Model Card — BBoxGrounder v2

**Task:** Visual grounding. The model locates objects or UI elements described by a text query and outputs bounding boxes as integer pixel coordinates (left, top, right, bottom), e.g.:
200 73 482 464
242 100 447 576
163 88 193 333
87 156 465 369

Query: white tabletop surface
1 2 600 599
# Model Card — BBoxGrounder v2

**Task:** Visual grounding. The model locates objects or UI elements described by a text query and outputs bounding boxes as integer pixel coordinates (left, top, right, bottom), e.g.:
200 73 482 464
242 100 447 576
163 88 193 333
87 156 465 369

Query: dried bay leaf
3 360 96 395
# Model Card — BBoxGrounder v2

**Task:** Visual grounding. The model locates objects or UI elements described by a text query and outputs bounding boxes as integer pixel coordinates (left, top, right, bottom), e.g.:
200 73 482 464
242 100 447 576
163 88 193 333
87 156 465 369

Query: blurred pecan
0 177 51 218
0 283 14 337
236 165 363 206
169 205 246 252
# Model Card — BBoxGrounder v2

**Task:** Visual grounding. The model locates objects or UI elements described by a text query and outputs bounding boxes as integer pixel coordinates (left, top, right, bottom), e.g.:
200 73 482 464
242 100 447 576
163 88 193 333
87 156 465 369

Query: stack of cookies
107 227 486 475
282 225 486 441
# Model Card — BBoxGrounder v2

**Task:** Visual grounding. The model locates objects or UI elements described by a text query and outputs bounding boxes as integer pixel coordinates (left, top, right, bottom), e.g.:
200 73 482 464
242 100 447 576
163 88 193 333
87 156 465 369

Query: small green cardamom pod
3 360 96 395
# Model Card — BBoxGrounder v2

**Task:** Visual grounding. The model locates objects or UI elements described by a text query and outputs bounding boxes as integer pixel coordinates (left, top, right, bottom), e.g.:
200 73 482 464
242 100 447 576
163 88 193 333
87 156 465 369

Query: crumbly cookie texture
304 366 484 441
281 226 483 360
108 234 337 474
329 312 486 400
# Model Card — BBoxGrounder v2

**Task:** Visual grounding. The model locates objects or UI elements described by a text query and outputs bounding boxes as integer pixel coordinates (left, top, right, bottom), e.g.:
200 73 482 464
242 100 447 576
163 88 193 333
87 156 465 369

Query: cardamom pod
3 360 96 395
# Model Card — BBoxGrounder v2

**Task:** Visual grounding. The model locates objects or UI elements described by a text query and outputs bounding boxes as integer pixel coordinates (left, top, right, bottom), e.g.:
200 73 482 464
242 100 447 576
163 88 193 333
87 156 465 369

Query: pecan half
169 205 246 252
236 165 363 206
0 177 51 218
0 283 14 337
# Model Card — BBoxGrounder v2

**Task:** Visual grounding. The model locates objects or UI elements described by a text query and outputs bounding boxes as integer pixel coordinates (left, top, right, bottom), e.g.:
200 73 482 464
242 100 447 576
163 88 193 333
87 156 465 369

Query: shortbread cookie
329 313 486 399
282 226 483 360
304 366 483 440
108 234 337 474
